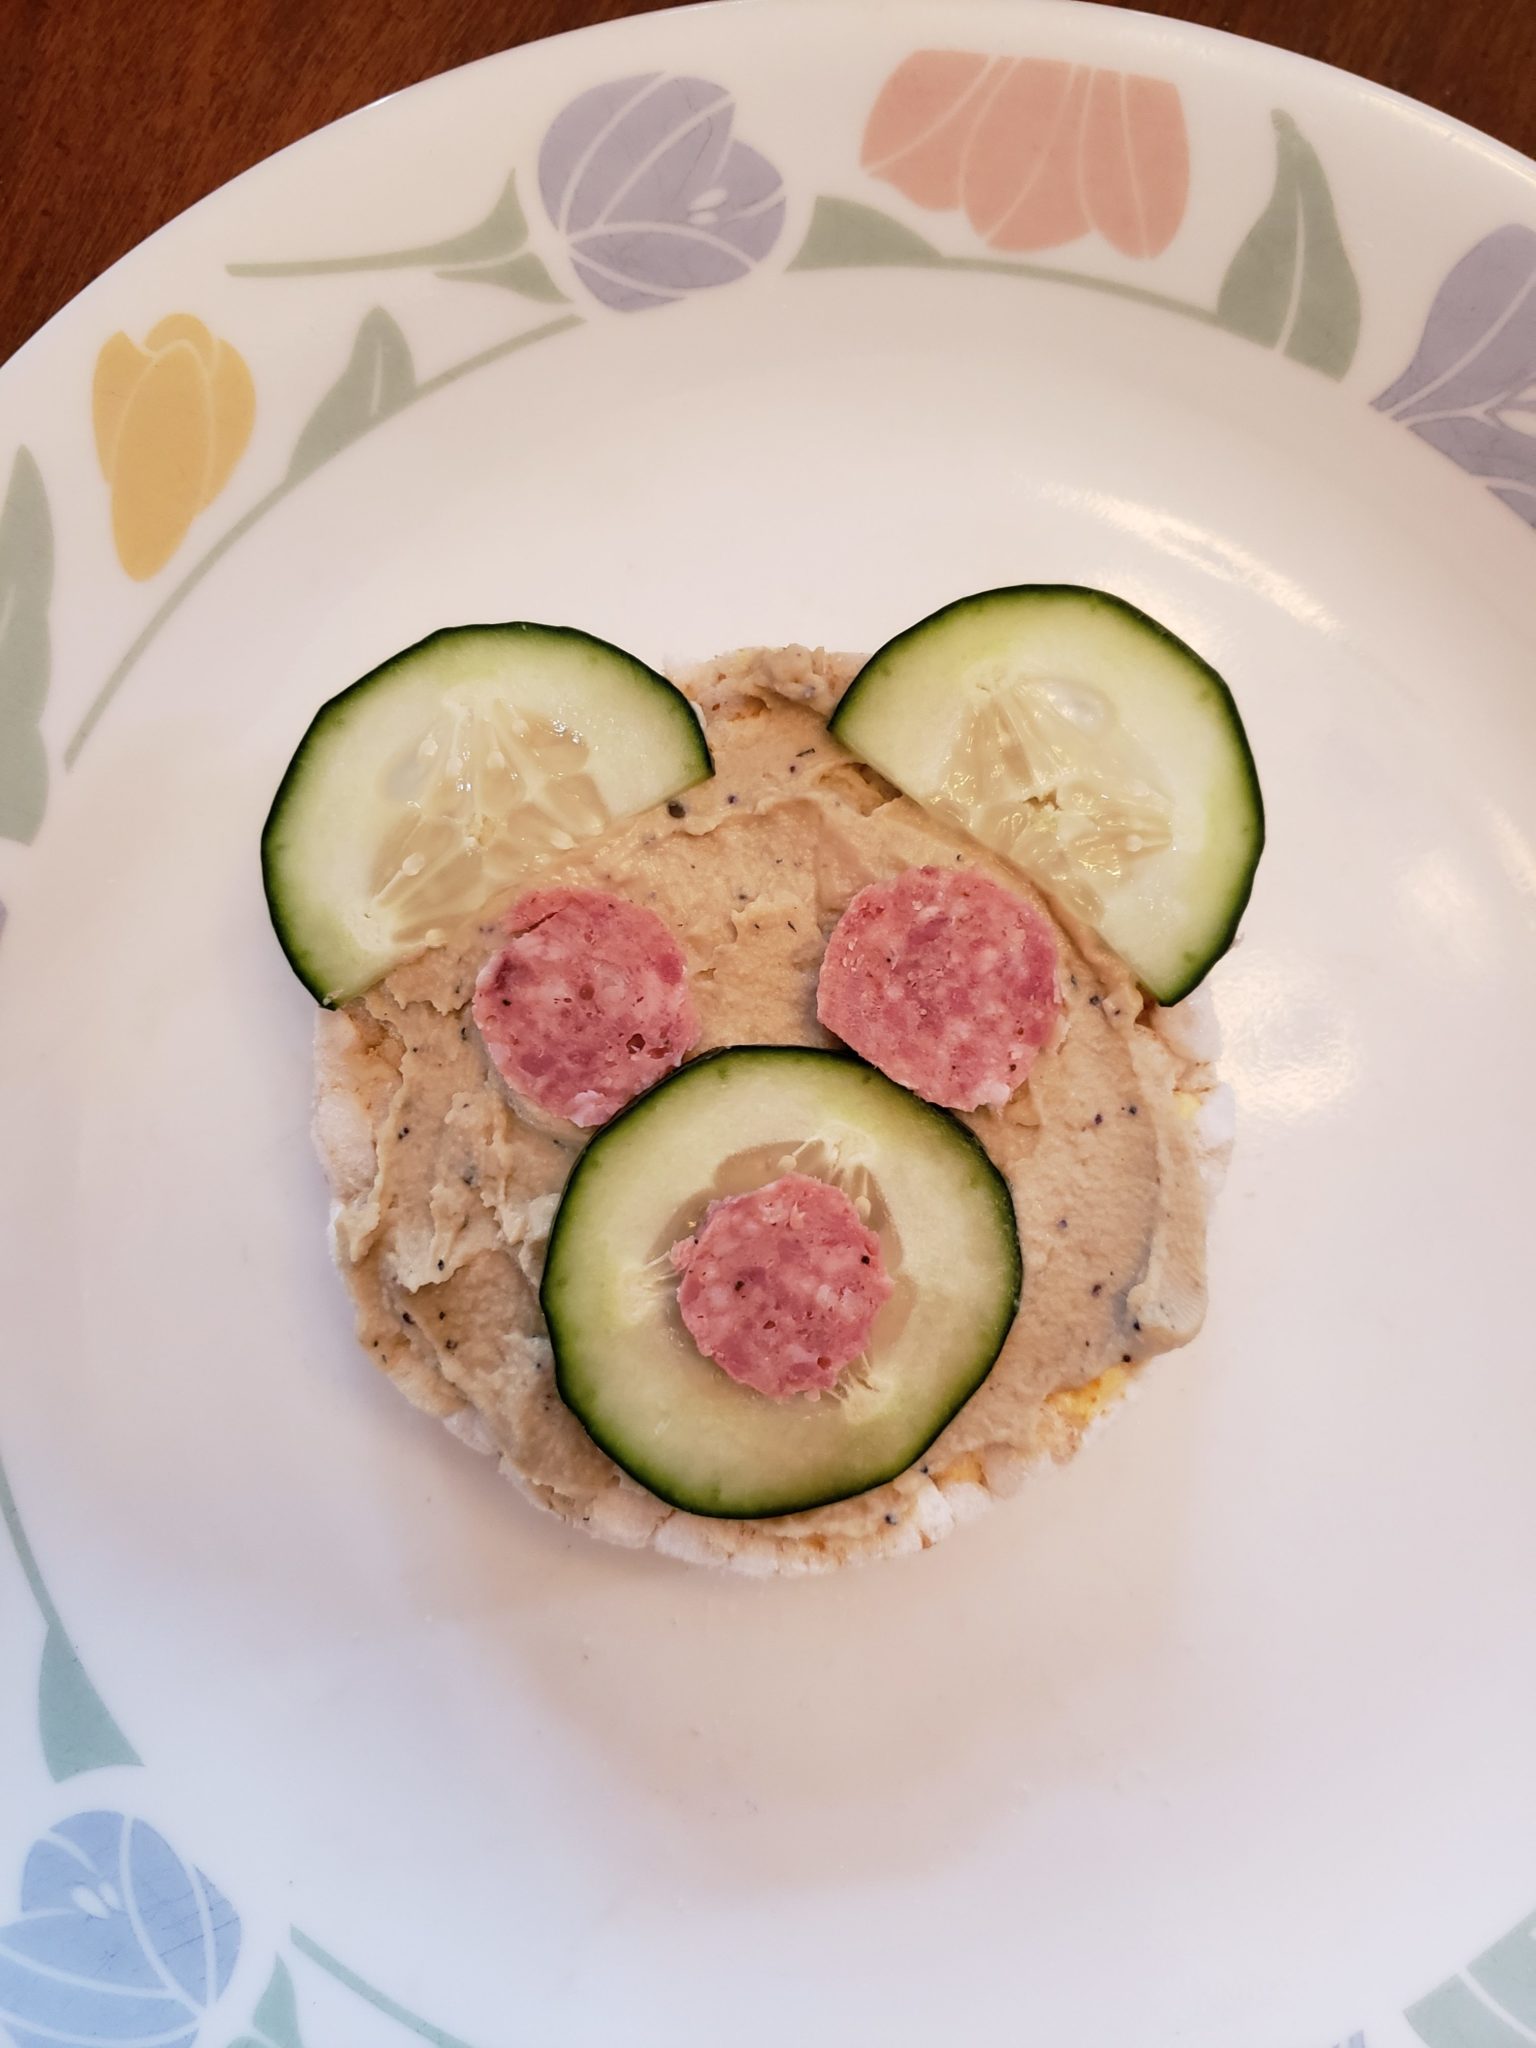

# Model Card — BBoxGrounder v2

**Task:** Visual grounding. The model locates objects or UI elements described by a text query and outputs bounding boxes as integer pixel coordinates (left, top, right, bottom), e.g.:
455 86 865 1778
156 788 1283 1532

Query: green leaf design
1216 111 1361 378
226 1957 307 2048
437 251 569 303
789 197 946 272
0 1445 140 1779
38 1624 141 1779
229 170 530 278
1468 1909 1536 2030
0 447 53 845
287 310 416 484
1407 1976 1532 2047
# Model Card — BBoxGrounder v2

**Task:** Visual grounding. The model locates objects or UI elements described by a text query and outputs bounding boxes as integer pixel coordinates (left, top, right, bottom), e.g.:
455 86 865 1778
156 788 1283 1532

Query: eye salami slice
816 866 1060 1112
473 888 699 1128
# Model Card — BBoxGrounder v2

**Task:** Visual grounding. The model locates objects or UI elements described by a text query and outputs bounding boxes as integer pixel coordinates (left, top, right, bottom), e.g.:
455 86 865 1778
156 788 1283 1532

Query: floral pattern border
0 1453 478 2048
1 45 1534 2048
0 56 1529 846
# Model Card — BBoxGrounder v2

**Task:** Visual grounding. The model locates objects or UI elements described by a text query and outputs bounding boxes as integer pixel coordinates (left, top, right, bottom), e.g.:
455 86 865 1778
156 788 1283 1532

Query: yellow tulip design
92 316 255 580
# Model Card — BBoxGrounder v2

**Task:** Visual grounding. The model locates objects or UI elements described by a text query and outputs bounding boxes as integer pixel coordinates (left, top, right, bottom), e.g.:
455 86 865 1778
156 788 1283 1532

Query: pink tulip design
862 51 1189 259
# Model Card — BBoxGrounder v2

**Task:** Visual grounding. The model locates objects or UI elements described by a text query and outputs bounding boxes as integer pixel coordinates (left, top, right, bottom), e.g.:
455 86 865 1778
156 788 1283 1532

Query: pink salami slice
671 1172 893 1399
817 865 1060 1111
473 888 698 1128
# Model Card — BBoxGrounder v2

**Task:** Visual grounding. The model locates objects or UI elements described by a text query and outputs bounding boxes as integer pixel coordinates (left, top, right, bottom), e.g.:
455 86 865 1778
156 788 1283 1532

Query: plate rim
4 0 1535 392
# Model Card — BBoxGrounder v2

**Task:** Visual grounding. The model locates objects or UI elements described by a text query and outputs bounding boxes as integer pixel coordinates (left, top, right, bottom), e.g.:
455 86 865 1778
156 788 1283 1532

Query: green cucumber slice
830 586 1264 1002
262 623 712 1005
542 1046 1021 1519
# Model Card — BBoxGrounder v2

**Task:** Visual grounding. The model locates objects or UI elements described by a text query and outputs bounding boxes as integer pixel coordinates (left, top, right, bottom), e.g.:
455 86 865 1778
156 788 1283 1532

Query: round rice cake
312 645 1226 1576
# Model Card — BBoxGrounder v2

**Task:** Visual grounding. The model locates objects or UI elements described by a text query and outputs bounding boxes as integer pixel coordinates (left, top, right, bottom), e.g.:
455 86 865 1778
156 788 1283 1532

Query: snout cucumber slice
542 1047 1021 1519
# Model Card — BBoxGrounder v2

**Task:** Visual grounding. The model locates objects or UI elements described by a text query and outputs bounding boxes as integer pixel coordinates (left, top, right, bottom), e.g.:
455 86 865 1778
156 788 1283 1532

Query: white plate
2 4 1535 2043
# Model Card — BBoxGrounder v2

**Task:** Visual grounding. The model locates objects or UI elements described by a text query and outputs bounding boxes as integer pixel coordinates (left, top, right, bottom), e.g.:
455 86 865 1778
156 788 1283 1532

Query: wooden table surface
3 0 1533 367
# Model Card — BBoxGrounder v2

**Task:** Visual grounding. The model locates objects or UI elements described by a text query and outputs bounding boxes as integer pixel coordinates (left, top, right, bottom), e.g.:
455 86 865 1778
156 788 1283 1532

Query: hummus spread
314 647 1228 1575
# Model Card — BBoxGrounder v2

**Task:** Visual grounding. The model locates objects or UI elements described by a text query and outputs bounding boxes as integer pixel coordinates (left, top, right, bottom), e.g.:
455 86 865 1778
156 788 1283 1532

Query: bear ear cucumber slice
262 623 712 1005
830 586 1264 1004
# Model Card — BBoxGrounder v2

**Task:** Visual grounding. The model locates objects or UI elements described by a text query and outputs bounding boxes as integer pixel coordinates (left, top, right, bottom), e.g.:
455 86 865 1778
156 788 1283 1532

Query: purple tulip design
1374 225 1536 530
0 1813 239 2048
539 74 786 311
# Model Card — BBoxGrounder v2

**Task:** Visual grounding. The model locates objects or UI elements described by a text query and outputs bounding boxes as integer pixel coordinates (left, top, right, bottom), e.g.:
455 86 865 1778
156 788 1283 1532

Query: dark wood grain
3 0 1533 367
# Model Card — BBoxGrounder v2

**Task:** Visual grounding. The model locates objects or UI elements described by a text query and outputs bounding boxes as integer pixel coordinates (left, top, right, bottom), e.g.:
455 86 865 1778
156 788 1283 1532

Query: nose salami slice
473 888 698 1128
817 866 1060 1111
671 1173 893 1400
